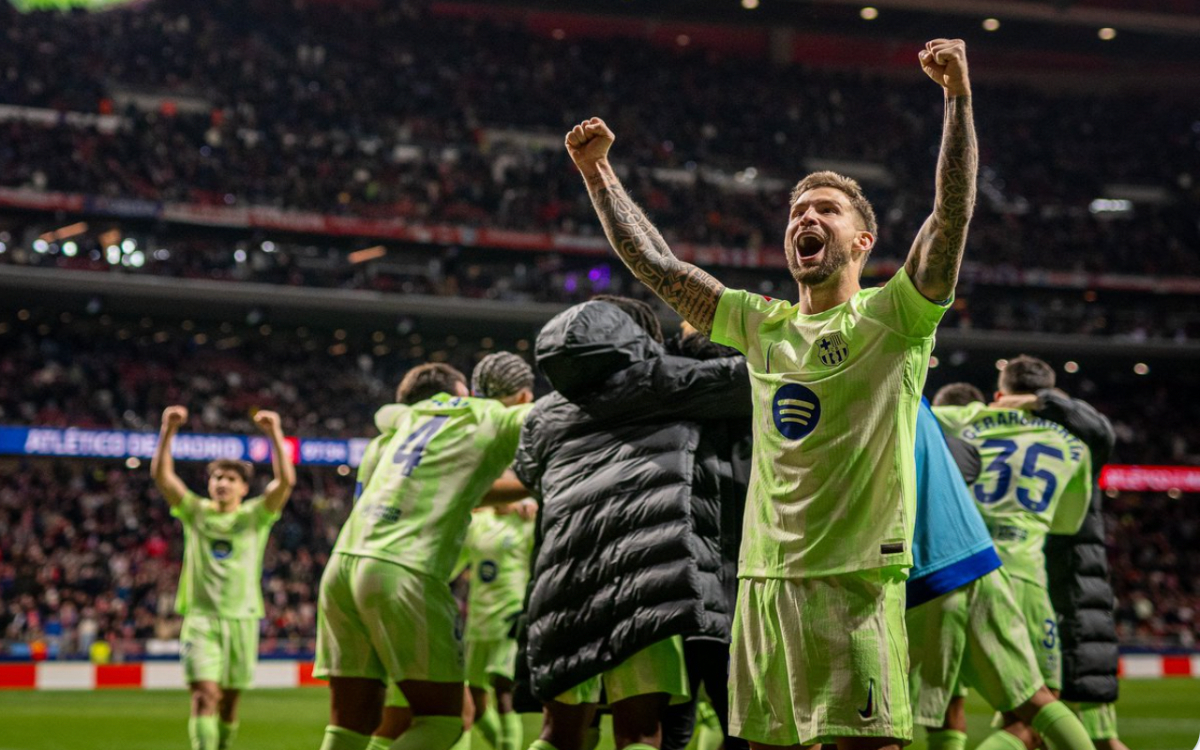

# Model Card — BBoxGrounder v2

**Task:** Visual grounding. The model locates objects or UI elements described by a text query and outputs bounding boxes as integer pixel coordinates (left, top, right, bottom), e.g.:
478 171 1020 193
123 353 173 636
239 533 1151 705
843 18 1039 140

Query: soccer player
462 352 538 750
910 393 1095 750
151 406 296 750
459 501 537 750
313 361 533 750
988 387 1127 750
934 357 1096 747
567 39 976 748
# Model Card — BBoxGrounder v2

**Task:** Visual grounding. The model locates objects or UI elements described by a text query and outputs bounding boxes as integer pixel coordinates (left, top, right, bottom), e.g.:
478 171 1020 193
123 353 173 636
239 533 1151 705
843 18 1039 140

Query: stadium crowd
1 0 1199 276
0 308 1197 659
4 232 1200 341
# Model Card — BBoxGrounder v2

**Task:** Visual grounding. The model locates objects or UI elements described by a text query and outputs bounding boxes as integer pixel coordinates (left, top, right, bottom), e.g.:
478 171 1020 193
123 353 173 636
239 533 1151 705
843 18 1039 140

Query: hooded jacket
514 301 752 701
1039 390 1120 704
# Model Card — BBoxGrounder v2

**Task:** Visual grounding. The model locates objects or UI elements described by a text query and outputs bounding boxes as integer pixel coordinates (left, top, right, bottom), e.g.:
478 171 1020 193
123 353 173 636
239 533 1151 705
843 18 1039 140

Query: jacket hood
535 301 663 400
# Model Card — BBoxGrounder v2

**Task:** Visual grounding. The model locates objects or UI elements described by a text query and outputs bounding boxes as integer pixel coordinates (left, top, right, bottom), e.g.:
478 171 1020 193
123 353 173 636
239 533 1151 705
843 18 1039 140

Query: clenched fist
919 39 970 97
253 410 283 435
565 117 615 170
162 405 188 430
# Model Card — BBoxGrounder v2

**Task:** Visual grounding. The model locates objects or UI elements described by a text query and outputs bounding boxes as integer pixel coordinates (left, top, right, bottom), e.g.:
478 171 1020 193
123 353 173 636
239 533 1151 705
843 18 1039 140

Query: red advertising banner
1100 465 1200 493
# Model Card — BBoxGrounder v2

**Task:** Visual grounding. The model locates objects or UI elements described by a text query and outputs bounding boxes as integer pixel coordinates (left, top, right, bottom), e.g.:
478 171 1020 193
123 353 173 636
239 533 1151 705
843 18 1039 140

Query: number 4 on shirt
393 416 450 476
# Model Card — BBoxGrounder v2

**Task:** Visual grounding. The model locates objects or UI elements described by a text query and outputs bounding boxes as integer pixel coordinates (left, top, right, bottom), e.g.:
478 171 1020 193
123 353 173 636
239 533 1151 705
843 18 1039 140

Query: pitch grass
0 679 1197 750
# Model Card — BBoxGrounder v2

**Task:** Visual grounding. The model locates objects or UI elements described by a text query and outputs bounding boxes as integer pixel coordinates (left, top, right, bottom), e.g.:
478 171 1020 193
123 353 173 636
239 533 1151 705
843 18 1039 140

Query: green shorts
465 637 518 689
555 636 689 706
1009 577 1061 691
314 552 464 684
180 614 259 690
729 569 912 746
1071 702 1119 740
906 567 1043 726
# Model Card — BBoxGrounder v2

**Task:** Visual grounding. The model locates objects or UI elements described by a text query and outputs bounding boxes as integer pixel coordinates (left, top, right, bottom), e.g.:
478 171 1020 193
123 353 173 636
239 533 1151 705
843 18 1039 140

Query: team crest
815 333 849 367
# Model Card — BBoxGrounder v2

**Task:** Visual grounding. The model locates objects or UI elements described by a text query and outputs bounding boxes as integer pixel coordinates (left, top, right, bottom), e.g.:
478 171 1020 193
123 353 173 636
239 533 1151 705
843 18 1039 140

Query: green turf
0 679 1196 749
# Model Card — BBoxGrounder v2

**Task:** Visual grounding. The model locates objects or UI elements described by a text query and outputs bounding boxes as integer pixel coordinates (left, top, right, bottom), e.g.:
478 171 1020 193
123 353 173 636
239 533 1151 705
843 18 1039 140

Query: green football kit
462 510 534 688
173 491 280 688
712 268 948 745
314 394 531 687
934 403 1093 689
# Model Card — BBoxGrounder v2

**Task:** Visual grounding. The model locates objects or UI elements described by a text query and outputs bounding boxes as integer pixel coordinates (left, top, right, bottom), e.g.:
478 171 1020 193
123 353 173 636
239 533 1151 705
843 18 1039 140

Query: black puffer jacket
514 302 752 701
1039 390 1120 704
666 332 753 631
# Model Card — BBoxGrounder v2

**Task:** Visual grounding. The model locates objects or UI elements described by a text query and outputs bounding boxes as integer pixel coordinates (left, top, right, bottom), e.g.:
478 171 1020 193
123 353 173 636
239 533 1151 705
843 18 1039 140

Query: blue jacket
908 398 1002 608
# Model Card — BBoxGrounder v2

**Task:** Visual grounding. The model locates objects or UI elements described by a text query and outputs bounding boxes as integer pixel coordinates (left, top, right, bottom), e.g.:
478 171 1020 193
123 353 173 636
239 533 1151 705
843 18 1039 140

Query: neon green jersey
462 509 535 641
333 393 532 582
711 269 948 578
934 403 1092 588
172 492 280 619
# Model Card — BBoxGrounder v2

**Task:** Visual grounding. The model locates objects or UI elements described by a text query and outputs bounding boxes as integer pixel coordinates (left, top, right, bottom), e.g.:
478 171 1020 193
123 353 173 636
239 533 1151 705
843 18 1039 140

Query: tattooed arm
905 39 978 303
566 118 725 334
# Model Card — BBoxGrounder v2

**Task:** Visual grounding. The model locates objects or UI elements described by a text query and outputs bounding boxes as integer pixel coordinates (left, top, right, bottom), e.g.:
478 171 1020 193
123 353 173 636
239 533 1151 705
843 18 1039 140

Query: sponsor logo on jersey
211 539 233 560
815 332 849 367
772 383 821 440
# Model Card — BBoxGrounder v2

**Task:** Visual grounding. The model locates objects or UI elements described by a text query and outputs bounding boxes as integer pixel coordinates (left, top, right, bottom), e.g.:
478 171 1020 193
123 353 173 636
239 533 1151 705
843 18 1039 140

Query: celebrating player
459 501 537 750
567 40 975 748
312 362 533 750
934 356 1096 747
462 353 538 750
151 406 296 750
910 392 1096 750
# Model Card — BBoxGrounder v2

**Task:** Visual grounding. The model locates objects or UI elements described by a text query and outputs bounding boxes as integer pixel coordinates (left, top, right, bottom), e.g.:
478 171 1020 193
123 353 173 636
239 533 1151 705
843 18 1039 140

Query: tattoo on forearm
588 177 723 334
908 95 978 297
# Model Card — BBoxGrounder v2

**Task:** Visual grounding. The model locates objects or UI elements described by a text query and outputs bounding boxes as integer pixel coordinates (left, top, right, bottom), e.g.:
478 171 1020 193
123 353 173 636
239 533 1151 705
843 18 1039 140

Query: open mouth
795 233 826 262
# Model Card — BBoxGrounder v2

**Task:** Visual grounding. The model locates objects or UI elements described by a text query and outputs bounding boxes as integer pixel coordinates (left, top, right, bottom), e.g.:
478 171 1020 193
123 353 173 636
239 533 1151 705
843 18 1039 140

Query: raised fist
919 39 970 97
162 405 188 430
565 117 615 169
253 410 283 435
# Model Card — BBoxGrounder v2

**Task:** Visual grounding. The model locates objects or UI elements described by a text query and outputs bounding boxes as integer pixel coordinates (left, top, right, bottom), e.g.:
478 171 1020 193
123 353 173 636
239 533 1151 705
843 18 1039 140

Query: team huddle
151 40 1127 750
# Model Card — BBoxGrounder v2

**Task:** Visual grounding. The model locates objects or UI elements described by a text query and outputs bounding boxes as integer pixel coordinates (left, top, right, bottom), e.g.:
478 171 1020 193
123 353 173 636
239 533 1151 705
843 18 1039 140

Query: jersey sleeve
248 496 282 529
711 288 787 367
489 402 535 466
170 490 202 523
861 269 951 339
1050 448 1094 535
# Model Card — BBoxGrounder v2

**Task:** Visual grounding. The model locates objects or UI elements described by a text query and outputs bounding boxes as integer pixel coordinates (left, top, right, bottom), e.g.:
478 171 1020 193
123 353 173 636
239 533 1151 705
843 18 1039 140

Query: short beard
787 236 853 287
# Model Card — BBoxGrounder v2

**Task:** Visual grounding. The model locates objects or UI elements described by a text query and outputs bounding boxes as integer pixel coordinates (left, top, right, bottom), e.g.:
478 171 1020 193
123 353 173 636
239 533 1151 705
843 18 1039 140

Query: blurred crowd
1108 491 1200 649
4 231 1200 341
1 0 1198 276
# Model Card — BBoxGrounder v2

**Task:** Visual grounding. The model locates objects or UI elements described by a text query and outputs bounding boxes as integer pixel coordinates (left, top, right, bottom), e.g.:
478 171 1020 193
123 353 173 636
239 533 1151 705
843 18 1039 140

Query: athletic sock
390 715 463 750
975 729 1027 750
499 711 523 750
528 741 559 750
189 715 219 750
927 729 968 750
319 725 372 750
1033 701 1097 750
218 720 239 750
364 737 392 750
476 705 502 748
